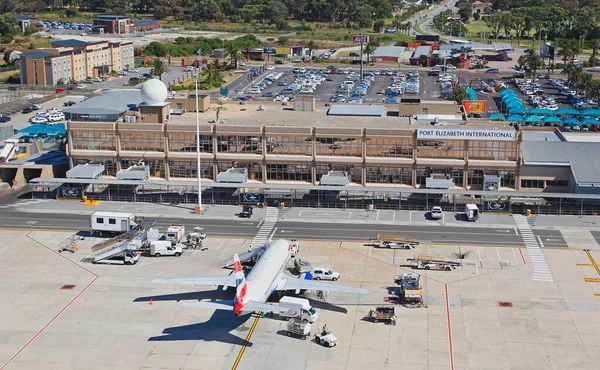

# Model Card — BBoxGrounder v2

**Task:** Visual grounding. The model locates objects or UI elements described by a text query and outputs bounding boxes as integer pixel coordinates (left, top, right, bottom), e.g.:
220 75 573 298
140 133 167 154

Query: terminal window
366 137 412 158
315 137 362 157
521 179 544 188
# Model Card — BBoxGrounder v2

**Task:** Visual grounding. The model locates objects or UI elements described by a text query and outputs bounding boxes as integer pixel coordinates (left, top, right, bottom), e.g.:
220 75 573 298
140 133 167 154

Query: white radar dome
140 78 167 105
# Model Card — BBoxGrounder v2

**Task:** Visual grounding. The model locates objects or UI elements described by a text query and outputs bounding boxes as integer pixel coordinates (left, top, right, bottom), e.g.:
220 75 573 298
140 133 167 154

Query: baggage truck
90 212 138 235
279 296 318 323
465 204 479 221
371 233 419 249
150 240 183 257
286 318 311 339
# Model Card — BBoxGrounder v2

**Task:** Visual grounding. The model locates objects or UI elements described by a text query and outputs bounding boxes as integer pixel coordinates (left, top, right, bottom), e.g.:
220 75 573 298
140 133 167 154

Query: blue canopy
580 109 600 116
543 116 562 123
507 115 525 122
581 117 600 124
562 117 579 124
499 89 516 96
17 124 66 135
554 108 580 116
525 116 542 123
527 108 554 115
508 107 527 114
465 87 477 101
503 97 522 105
488 113 506 120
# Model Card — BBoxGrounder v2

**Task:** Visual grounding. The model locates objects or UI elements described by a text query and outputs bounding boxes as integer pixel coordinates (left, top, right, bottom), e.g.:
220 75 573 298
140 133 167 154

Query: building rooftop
95 15 130 20
63 90 143 116
522 141 600 185
372 46 406 59
50 39 90 48
560 132 600 143
412 46 431 58
20 51 53 59
16 15 37 21
131 19 160 26
327 104 383 117
522 131 563 142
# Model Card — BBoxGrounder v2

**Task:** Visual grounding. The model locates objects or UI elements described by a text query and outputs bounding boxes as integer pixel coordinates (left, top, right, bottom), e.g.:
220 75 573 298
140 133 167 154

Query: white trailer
286 318 311 339
150 240 183 257
279 296 318 323
90 212 138 235
465 204 479 221
166 224 185 245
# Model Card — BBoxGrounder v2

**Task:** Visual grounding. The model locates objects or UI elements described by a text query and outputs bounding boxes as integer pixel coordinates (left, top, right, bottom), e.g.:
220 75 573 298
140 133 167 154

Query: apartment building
19 39 134 86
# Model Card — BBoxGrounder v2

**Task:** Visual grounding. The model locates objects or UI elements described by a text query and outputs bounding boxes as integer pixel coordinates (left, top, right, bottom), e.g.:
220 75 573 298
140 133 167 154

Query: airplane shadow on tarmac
135 290 253 346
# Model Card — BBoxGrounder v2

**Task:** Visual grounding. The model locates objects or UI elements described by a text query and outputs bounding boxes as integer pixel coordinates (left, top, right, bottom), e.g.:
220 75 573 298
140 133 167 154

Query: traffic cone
149 299 153 305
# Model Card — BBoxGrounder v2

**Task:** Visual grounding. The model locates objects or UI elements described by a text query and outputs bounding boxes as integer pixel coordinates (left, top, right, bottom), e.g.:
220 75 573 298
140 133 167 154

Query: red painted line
339 241 343 248
445 284 455 370
519 248 526 264
0 276 98 369
26 233 98 277
243 239 247 244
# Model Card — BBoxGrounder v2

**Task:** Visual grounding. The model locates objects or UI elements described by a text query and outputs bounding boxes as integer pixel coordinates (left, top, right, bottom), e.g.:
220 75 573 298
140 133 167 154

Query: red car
55 88 66 93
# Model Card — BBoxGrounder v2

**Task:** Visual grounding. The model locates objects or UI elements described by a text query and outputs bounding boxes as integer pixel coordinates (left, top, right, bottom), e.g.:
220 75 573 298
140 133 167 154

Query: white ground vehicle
279 296 318 322
90 212 138 235
372 233 419 249
31 116 48 124
312 267 340 281
289 240 299 257
430 206 443 220
94 250 139 265
465 204 479 221
294 259 312 274
315 330 338 347
166 224 185 245
150 240 183 257
48 113 65 122
286 318 311 339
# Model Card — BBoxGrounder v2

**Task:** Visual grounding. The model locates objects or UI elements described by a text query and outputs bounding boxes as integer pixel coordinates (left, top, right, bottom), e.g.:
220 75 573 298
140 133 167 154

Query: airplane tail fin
233 253 247 315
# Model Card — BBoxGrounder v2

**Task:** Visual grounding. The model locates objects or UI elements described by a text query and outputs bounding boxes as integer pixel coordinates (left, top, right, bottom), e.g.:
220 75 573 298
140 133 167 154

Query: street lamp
195 49 202 214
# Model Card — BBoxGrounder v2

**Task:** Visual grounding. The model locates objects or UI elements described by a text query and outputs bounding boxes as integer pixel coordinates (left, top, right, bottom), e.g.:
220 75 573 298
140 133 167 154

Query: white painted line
514 228 519 235
409 211 412 222
496 247 501 262
477 246 481 261
512 248 518 265
537 236 546 248
392 211 396 222
270 228 277 239
376 210 380 221
256 220 263 229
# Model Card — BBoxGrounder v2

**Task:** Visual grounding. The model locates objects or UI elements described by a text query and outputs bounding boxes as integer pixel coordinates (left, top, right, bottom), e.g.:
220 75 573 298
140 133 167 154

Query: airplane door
121 219 128 230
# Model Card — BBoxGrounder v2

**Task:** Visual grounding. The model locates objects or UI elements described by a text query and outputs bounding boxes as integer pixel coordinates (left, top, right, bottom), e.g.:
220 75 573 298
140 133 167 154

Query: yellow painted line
232 312 261 370
584 249 600 276
577 263 594 267
595 294 600 297
583 277 600 283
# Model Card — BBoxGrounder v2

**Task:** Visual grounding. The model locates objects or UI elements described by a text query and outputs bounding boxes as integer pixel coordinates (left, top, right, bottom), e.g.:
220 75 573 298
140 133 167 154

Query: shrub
66 8 79 18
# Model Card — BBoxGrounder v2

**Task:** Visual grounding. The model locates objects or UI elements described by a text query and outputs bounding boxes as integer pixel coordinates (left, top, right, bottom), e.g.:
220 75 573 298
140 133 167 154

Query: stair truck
371 233 419 249
278 296 318 323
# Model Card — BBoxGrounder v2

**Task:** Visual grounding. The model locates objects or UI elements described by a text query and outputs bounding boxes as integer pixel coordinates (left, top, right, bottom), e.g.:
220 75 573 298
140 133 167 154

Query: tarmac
1 229 600 370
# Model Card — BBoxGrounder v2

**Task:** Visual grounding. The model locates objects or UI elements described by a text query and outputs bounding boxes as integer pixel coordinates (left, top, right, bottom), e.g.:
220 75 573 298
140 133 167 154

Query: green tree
363 42 377 63
202 58 225 85
451 86 468 104
150 59 167 81
146 41 168 57
588 39 600 67
522 48 544 79
225 43 242 68
353 4 376 28
306 40 318 58
263 1 288 24
0 13 17 37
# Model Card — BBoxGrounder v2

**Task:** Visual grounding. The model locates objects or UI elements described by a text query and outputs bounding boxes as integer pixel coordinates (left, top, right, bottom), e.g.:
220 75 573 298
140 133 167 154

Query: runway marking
584 249 600 276
537 236 546 248
232 312 261 370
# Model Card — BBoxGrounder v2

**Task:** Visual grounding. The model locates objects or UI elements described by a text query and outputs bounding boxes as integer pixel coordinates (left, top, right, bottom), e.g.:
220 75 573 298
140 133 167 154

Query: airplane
153 239 369 316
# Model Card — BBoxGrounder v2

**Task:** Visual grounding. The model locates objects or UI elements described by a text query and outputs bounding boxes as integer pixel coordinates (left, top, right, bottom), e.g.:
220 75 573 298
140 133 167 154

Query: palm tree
589 39 600 66
587 80 600 103
579 72 594 98
150 58 167 81
363 43 377 64
306 40 318 59
565 65 584 87
202 59 225 85
225 44 242 69
523 48 543 80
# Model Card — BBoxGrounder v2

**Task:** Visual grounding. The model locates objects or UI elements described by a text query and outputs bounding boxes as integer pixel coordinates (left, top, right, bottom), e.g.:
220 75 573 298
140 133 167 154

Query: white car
76 84 87 90
312 267 340 281
266 66 275 70
128 69 139 73
48 113 65 122
31 116 49 124
430 207 443 220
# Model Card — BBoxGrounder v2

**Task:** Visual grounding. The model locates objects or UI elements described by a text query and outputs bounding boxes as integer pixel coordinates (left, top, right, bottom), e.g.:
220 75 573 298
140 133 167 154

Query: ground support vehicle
286 318 311 339
371 233 419 249
185 227 206 248
395 273 423 306
368 306 396 323
408 254 460 271
314 329 338 347
294 259 312 274
465 204 479 221
166 224 185 245
90 212 138 235
279 296 318 322
150 240 183 257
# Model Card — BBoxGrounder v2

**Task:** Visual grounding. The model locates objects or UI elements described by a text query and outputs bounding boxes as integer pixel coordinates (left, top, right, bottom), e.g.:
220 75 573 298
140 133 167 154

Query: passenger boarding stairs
91 219 156 263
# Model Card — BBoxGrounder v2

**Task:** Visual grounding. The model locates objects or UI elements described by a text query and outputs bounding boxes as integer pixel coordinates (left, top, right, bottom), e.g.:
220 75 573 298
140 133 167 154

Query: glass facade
168 159 214 179
266 163 312 182
366 166 412 185
316 164 361 183
72 131 116 151
366 137 413 158
267 136 312 155
120 132 164 152
314 137 361 156
169 133 213 153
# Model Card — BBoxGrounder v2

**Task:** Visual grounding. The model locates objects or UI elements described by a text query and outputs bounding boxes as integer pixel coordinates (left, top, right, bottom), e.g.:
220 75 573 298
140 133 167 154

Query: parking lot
242 68 447 104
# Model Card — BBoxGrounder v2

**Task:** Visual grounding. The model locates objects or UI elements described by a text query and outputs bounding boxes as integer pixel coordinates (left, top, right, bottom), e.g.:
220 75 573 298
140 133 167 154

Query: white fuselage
243 240 291 305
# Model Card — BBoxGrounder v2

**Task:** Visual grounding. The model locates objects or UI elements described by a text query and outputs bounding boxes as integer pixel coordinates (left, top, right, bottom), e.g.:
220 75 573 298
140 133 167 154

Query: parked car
7 86 19 91
76 84 87 90
64 101 77 107
0 115 11 122
31 104 42 110
22 107 33 114
312 267 340 281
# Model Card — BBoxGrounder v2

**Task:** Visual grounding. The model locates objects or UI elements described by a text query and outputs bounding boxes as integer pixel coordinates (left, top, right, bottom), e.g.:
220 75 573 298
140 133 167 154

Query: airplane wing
152 276 236 288
182 300 295 315
278 274 369 294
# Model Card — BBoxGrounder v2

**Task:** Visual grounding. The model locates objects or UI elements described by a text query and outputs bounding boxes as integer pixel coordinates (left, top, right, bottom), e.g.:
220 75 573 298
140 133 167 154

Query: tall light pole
195 49 202 214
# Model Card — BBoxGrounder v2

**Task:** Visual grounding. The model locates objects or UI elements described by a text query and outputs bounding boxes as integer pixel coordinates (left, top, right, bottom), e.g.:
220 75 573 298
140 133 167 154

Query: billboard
352 35 369 43
462 100 486 114
417 128 516 141
540 43 555 59
275 47 290 55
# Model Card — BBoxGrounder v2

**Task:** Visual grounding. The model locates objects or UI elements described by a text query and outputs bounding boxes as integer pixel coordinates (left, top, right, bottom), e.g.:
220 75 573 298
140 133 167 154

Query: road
410 0 458 37
0 208 568 248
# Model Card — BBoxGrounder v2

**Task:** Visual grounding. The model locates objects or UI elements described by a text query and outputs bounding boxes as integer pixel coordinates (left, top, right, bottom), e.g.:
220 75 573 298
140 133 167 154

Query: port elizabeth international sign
417 128 516 141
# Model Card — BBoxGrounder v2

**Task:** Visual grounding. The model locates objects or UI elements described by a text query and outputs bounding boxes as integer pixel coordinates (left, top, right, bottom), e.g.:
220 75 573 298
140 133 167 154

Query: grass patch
414 19 428 35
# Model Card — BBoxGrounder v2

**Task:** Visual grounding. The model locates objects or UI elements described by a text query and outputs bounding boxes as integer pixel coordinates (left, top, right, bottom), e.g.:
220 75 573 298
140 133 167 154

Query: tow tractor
314 328 338 347
371 233 419 249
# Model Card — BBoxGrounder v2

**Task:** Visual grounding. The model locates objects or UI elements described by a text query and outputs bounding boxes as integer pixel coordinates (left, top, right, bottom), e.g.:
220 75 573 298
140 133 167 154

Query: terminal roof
64 90 142 116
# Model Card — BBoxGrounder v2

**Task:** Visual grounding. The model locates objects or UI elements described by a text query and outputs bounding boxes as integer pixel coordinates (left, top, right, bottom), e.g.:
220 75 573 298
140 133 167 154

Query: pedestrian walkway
513 215 554 282
249 207 278 249
0 199 53 209
560 229 600 250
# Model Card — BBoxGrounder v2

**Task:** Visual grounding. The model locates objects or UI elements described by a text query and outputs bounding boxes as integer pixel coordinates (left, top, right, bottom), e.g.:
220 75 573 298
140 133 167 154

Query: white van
279 296 318 322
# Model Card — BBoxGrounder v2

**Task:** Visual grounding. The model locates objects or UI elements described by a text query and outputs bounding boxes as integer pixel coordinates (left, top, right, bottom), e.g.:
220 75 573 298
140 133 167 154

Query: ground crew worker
322 324 328 335
391 315 397 326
